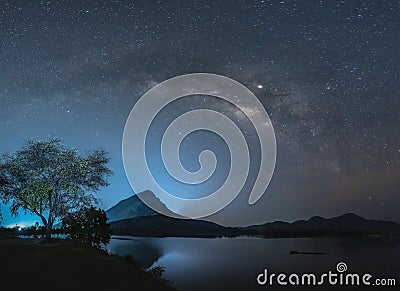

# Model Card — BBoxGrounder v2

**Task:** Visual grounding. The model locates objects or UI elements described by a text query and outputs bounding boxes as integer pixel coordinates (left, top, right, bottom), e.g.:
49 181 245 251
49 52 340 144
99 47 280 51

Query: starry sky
1 0 399 227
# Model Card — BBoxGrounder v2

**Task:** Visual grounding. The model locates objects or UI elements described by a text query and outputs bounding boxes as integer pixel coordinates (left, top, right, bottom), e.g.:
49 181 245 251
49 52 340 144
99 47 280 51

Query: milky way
0 0 399 226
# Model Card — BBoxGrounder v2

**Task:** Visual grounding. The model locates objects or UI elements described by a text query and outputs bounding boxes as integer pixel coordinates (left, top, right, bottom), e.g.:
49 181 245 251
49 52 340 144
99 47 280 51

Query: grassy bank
0 238 176 290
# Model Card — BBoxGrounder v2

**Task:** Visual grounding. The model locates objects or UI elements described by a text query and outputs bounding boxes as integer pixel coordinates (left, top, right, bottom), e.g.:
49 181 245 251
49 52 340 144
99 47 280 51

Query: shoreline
110 233 400 240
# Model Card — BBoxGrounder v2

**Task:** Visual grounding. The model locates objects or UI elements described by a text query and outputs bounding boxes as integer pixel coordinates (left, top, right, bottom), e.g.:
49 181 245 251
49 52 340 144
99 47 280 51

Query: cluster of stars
0 0 399 223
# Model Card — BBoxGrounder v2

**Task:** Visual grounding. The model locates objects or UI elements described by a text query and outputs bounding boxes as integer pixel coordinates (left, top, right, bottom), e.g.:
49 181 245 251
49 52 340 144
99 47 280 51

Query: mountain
106 190 182 222
106 191 158 222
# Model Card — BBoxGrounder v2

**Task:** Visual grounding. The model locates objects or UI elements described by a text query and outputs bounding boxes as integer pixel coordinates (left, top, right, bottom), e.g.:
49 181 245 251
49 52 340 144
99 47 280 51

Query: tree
62 207 111 248
0 137 112 240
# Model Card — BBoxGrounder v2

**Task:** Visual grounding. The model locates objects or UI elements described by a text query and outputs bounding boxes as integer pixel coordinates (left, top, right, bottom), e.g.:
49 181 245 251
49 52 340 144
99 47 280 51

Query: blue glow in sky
1 0 400 226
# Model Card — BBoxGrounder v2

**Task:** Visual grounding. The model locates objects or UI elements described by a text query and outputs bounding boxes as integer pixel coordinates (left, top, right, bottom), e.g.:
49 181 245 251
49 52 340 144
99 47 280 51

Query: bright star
257 84 263 89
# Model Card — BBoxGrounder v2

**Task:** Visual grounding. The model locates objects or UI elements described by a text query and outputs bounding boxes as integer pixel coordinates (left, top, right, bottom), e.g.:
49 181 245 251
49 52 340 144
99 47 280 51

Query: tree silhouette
0 137 112 240
62 207 111 248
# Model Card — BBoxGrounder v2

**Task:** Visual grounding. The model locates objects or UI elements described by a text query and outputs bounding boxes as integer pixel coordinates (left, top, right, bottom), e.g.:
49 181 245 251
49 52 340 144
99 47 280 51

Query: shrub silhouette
63 207 111 249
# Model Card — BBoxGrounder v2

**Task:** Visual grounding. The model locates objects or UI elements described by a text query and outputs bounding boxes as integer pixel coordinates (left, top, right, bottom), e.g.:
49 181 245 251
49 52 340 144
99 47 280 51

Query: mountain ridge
111 213 400 238
107 193 400 238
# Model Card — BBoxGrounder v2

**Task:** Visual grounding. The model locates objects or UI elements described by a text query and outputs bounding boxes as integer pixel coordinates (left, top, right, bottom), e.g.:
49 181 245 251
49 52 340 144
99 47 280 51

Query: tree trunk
39 216 52 241
45 224 52 241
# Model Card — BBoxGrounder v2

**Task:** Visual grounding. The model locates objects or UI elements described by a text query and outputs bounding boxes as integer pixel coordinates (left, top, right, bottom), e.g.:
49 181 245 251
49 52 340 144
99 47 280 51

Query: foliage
0 137 112 239
148 266 169 283
62 207 111 248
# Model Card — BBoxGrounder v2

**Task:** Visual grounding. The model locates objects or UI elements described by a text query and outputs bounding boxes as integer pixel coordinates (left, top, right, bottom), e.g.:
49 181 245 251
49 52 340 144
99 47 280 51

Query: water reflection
108 236 162 268
107 236 400 291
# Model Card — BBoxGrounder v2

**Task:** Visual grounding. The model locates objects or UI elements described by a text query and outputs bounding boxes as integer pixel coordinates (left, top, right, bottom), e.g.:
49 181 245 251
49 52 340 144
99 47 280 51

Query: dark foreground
0 238 176 291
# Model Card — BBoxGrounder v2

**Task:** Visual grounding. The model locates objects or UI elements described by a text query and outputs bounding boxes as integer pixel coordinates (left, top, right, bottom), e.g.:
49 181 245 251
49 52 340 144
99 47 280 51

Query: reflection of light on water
7 224 26 231
18 233 66 239
149 252 191 269
107 236 400 291
108 237 165 269
150 251 207 288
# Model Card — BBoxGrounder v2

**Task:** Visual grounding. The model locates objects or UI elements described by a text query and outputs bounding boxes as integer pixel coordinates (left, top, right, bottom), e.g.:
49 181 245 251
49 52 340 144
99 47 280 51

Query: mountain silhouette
244 213 400 237
106 190 182 222
107 193 400 237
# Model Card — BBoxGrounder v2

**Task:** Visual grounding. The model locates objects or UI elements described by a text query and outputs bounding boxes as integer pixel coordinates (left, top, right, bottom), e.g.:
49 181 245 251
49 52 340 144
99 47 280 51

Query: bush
62 207 111 249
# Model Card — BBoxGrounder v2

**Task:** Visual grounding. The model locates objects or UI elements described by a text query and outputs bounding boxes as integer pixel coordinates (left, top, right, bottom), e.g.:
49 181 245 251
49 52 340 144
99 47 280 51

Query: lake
107 236 400 290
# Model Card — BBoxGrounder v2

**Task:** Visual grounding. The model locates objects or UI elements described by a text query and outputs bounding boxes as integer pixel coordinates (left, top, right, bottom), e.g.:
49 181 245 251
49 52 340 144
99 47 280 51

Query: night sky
1 0 399 227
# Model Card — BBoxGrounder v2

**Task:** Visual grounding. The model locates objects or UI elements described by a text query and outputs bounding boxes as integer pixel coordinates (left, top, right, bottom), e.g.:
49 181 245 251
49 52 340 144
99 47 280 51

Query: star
0 0 399 227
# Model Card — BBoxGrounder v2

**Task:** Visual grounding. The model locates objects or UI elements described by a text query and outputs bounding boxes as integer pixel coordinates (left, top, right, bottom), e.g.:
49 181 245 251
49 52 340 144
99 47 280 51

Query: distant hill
111 215 238 237
110 211 400 238
243 213 400 238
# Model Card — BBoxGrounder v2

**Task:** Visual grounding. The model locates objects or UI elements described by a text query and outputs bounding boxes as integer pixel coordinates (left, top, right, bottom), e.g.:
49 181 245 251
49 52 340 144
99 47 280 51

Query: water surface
107 236 400 290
